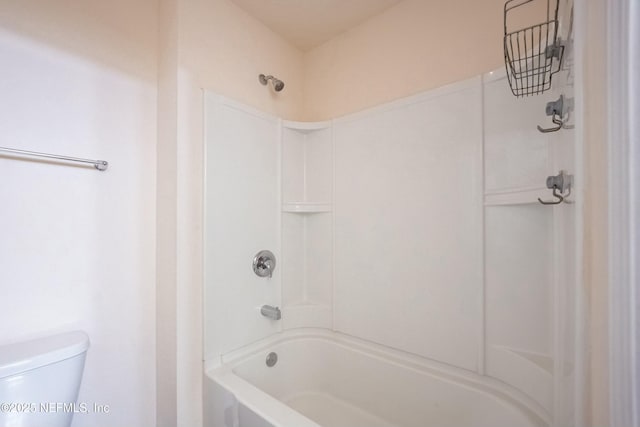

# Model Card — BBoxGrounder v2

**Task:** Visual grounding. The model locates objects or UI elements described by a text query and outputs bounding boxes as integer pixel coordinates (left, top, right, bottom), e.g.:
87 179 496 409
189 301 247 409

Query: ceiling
229 0 404 51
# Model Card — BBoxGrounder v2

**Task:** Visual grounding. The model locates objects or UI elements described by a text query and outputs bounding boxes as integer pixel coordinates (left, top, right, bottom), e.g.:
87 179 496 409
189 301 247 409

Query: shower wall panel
482 67 574 417
204 94 281 362
333 78 484 372
484 204 553 411
483 74 551 193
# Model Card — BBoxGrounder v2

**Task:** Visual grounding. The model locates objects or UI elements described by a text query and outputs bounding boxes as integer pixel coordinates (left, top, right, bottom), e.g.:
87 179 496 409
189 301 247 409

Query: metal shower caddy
503 0 565 97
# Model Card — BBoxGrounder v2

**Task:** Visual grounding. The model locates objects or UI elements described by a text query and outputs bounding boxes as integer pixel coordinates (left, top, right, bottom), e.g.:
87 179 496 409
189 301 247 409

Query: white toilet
0 331 90 427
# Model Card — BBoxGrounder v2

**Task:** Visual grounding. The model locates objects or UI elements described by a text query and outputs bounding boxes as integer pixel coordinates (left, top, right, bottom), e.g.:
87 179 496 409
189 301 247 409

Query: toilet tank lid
0 331 90 379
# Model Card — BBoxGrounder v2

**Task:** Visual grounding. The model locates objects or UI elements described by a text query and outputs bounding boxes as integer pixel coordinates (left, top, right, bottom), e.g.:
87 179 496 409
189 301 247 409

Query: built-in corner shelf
281 120 334 330
282 120 332 133
282 202 332 213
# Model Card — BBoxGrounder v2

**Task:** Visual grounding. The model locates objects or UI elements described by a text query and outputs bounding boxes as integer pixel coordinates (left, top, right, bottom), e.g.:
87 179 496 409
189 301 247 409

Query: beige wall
156 0 179 425
156 1 306 426
301 0 532 121
0 1 158 426
164 0 543 124
179 0 304 120
0 0 157 82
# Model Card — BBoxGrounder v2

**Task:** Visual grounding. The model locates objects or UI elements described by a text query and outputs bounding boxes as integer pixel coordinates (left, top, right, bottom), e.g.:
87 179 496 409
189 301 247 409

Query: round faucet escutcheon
253 250 276 278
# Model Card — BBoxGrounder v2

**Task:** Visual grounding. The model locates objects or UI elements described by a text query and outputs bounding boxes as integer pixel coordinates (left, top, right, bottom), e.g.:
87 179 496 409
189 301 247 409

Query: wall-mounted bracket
544 40 564 60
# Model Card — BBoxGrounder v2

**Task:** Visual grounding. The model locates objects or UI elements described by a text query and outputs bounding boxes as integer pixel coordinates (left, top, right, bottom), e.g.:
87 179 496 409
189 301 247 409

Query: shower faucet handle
260 260 273 278
253 250 276 278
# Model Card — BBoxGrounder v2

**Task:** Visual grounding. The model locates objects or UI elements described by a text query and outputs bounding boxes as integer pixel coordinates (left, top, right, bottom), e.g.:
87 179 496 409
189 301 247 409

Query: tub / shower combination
205 330 547 427
204 61 575 425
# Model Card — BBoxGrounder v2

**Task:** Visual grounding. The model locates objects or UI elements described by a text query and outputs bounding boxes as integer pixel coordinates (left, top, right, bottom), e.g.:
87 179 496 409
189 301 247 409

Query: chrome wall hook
538 170 573 205
537 113 564 133
538 187 564 205
537 95 566 133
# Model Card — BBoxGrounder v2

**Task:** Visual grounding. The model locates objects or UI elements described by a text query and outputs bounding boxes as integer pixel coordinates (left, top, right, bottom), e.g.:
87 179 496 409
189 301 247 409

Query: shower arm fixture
259 74 285 92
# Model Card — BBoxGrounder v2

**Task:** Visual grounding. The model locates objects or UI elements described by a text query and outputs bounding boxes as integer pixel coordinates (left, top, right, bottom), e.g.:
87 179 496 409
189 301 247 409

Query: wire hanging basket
504 0 564 97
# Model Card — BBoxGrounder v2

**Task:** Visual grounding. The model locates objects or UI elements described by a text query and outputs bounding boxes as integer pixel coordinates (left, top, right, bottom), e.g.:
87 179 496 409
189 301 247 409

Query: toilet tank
0 331 90 427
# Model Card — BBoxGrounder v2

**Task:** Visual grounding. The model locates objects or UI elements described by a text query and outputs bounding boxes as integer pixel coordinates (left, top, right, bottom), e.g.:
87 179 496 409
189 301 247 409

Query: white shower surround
204 67 577 426
204 77 486 370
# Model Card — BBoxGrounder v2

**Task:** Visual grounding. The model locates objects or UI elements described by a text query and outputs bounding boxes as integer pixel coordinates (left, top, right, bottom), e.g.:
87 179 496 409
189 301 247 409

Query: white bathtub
205 329 548 427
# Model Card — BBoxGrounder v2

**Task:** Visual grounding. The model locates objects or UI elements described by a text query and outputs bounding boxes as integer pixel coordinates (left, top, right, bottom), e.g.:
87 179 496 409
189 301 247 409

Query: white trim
276 116 284 338
330 119 336 333
608 0 640 426
483 188 549 206
482 68 507 84
572 0 589 423
631 3 640 425
333 76 482 125
205 91 278 122
282 120 332 132
478 74 486 376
